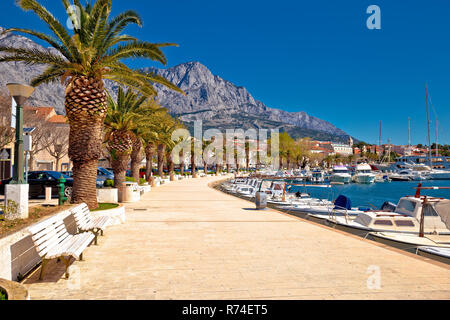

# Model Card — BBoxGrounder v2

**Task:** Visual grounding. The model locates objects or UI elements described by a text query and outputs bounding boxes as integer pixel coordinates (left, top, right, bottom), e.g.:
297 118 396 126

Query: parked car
62 167 114 188
97 167 114 182
0 171 73 198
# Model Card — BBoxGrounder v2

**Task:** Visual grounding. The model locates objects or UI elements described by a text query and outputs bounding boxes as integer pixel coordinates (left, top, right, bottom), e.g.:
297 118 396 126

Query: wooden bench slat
33 223 66 247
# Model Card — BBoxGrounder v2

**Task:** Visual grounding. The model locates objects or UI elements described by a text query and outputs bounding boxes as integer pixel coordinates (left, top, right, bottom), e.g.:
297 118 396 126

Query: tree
42 125 69 171
278 132 295 169
104 87 149 192
23 109 50 171
0 93 15 151
129 97 164 182
0 0 183 209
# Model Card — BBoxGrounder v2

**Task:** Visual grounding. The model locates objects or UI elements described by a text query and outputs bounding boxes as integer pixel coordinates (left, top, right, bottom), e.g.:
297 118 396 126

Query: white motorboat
330 165 351 184
308 170 326 183
390 168 430 181
324 193 450 238
427 169 450 180
417 246 450 264
353 163 376 184
369 232 450 252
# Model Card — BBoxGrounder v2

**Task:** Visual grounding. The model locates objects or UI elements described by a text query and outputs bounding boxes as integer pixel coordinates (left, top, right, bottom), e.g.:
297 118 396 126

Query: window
396 200 417 213
395 220 415 227
27 172 40 180
374 220 393 226
423 204 439 217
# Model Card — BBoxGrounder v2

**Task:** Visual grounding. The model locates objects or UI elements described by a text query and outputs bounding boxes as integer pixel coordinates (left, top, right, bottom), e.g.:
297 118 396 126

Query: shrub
139 178 147 185
104 179 114 188
126 176 136 182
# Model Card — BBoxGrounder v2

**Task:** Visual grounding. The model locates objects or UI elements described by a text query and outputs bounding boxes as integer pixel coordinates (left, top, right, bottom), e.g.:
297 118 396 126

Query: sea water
288 180 450 208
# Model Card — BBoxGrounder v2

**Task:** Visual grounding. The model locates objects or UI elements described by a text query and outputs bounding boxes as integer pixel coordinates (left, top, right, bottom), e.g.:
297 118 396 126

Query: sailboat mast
408 117 411 155
425 83 433 168
435 117 439 157
379 120 382 156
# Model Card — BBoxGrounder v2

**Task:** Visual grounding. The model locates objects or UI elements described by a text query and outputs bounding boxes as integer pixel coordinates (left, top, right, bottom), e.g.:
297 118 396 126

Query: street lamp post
5 83 34 220
7 83 34 183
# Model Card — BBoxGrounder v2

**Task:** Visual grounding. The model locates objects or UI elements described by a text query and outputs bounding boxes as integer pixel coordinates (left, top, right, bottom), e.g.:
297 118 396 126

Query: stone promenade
23 175 450 299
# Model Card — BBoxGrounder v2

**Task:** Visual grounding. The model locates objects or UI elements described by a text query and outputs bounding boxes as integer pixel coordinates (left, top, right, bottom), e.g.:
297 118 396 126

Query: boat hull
354 175 376 184
330 175 351 184
417 247 450 265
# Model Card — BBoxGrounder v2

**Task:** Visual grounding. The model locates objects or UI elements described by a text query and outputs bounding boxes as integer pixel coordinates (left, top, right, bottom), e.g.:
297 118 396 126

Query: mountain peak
0 28 351 141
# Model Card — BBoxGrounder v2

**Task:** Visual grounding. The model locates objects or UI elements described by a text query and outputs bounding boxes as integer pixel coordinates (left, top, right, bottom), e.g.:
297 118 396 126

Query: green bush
139 178 147 185
104 179 114 188
126 176 136 182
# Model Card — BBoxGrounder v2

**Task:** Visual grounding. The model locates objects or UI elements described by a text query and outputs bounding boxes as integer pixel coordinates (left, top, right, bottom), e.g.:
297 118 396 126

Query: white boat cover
435 199 450 230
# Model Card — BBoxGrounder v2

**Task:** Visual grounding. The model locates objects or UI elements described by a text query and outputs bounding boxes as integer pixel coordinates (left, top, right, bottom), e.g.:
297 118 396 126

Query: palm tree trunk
191 152 197 178
180 150 185 175
131 138 143 183
66 76 107 210
168 156 175 181
145 142 155 183
157 144 165 177
226 163 230 174
111 152 129 201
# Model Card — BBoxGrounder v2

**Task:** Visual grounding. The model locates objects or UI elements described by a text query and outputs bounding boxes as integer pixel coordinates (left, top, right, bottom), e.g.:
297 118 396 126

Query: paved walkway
23 176 450 299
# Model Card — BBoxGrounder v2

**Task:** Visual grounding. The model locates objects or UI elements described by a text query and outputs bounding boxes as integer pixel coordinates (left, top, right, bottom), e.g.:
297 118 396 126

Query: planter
97 188 118 203
0 278 30 300
91 204 126 226
139 185 151 193
119 182 140 203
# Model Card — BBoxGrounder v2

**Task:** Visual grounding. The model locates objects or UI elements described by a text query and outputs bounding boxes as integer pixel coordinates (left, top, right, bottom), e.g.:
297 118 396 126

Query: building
331 143 353 156
24 106 71 171
0 106 71 179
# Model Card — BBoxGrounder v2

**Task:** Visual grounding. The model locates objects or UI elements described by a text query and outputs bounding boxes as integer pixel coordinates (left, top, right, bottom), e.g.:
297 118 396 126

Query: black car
0 171 73 198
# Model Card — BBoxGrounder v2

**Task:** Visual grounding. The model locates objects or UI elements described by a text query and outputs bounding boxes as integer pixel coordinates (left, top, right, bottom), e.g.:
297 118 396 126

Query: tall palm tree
0 0 182 209
142 132 157 183
104 87 153 195
130 98 164 182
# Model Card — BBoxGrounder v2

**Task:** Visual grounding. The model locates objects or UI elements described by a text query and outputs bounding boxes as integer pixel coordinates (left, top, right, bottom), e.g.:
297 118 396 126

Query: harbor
22 175 450 300
219 169 450 265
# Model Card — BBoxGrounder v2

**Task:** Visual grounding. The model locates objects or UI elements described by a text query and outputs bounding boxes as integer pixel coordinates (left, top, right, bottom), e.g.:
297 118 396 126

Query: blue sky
2 0 450 145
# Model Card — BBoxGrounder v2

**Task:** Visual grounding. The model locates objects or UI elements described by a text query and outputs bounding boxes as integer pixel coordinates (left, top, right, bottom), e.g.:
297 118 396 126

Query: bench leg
39 259 49 280
79 253 83 261
61 257 71 279
100 230 104 236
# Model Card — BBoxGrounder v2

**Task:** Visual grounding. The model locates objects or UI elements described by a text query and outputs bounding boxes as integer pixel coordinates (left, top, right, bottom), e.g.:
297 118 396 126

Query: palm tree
104 87 149 194
0 0 183 209
130 98 164 182
142 130 157 183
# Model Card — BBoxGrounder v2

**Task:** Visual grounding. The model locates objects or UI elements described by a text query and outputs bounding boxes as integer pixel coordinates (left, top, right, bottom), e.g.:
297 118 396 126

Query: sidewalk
23 175 450 299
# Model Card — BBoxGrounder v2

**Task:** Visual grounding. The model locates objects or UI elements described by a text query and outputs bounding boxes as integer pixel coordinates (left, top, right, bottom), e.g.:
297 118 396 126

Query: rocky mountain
143 62 350 140
0 26 352 142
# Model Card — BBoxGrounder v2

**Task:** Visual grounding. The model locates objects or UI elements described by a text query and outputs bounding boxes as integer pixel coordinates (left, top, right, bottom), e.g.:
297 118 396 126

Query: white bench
28 215 94 280
71 203 111 245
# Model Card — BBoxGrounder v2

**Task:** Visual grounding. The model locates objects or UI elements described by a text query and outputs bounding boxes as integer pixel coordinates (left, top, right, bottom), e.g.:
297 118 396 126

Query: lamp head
6 83 35 105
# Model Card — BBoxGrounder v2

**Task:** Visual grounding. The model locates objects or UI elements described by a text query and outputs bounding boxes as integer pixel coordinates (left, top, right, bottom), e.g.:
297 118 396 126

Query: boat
369 190 450 263
324 186 450 238
393 155 450 171
308 169 325 183
306 195 368 224
353 163 376 184
369 232 450 253
281 195 365 222
417 246 450 264
390 168 429 181
330 165 351 184
427 169 450 180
